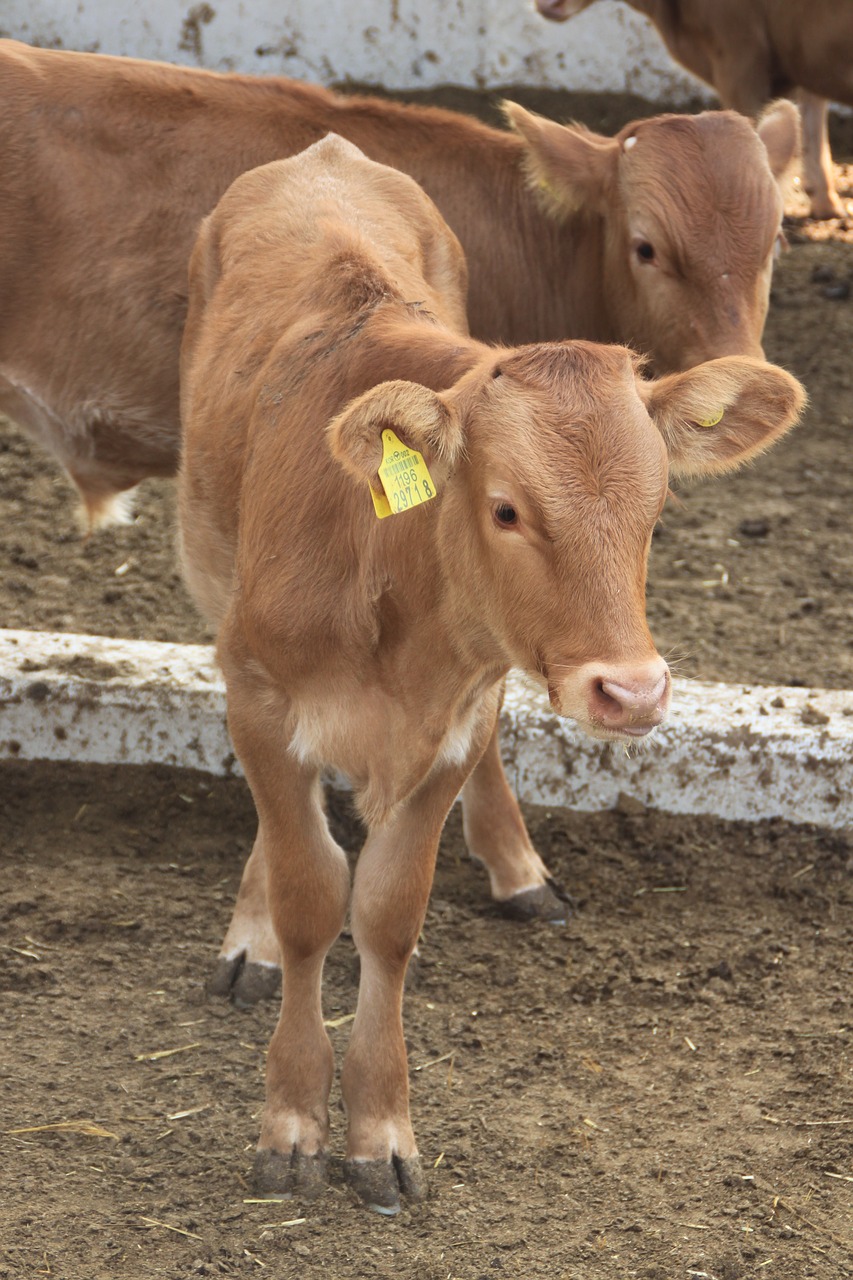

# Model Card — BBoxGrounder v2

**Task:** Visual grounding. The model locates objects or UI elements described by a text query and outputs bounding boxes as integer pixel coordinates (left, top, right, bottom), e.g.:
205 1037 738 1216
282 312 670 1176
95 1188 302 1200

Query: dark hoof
252 1147 327 1200
498 879 572 924
207 955 281 1007
344 1154 426 1215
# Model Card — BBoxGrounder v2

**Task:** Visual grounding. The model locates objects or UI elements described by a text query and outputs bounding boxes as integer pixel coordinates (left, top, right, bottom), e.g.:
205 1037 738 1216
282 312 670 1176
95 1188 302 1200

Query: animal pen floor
1 88 852 1279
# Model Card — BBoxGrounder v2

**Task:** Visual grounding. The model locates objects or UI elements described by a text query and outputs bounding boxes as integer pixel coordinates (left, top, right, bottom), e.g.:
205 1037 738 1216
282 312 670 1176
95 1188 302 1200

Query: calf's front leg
341 758 479 1214
210 705 565 1010
225 683 351 1198
252 774 351 1199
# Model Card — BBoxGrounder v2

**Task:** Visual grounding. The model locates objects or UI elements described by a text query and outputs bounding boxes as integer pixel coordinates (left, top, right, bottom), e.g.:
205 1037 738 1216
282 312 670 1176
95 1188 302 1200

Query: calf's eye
635 240 656 264
494 503 518 528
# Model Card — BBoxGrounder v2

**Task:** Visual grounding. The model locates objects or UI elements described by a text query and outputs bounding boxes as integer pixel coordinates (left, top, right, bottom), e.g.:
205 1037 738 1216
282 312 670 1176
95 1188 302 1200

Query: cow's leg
210 703 567 1015
208 830 281 1008
461 707 569 922
341 760 474 1215
250 771 351 1200
225 682 351 1199
798 91 844 219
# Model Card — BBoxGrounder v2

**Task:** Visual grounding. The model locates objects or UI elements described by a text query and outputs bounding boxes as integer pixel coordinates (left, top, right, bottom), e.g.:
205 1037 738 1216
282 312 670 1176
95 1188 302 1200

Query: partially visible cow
0 38 799 531
536 0 852 219
0 39 798 960
178 134 804 1212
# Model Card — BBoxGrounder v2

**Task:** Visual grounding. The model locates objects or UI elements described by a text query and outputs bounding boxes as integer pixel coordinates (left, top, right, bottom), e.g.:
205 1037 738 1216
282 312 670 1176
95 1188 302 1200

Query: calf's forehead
471 344 669 522
617 114 782 264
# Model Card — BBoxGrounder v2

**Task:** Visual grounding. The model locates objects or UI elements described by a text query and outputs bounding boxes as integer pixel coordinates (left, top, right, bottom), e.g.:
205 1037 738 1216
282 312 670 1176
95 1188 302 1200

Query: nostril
593 679 627 720
597 672 669 724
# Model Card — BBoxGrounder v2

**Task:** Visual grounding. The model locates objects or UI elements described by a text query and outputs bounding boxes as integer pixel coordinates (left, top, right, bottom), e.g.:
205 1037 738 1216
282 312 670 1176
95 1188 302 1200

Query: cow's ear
756 98 800 181
328 379 464 489
641 356 806 478
502 101 617 217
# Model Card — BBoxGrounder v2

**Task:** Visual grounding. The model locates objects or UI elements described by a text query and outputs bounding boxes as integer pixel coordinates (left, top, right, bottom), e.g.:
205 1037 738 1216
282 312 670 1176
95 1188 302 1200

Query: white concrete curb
1 628 851 829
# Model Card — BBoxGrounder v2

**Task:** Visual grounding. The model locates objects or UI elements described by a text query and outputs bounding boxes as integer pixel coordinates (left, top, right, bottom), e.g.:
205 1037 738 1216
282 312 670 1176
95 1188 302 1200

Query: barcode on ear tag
373 428 437 518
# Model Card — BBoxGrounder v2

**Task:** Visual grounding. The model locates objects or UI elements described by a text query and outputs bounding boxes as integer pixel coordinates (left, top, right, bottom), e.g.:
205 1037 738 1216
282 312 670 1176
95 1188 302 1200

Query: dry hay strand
6 1119 118 1140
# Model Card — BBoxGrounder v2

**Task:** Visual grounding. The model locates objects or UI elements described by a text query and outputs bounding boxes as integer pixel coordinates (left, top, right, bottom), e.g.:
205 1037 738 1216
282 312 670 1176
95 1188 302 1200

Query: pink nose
587 662 670 737
535 0 573 19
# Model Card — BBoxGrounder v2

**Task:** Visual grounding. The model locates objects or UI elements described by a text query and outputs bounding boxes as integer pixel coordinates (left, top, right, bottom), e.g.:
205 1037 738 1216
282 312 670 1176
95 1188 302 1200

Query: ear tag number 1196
370 428 437 519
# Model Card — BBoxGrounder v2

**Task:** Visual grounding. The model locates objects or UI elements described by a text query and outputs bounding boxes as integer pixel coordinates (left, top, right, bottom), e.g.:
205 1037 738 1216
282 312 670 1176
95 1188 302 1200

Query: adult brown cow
536 0 852 219
178 133 803 1213
0 39 797 971
0 37 797 530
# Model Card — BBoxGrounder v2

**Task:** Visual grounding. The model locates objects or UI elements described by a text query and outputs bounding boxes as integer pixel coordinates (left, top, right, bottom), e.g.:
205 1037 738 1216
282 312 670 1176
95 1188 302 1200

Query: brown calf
0 39 798 974
178 135 804 1211
537 0 852 218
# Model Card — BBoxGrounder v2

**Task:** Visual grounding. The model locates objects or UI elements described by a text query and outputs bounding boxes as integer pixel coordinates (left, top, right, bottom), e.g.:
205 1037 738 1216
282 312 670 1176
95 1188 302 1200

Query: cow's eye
494 503 518 528
635 240 656 264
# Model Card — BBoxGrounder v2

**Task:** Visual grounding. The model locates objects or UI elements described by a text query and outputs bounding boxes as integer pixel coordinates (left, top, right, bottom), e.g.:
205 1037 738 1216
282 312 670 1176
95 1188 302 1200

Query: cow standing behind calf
0 41 802 982
178 135 804 1212
536 0 853 219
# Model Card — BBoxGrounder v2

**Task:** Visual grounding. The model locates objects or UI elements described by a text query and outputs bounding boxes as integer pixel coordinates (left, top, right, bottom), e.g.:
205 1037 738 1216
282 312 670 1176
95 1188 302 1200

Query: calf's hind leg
461 706 569 921
207 829 281 1008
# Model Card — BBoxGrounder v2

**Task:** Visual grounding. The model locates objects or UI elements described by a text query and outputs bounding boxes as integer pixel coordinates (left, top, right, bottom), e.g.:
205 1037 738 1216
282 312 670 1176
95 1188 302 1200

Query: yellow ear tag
697 408 724 427
371 428 437 519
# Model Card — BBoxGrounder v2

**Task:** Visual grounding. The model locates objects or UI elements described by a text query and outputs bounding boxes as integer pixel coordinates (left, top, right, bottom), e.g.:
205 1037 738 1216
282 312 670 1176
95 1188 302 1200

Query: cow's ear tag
369 485 393 519
697 408 724 427
371 428 437 519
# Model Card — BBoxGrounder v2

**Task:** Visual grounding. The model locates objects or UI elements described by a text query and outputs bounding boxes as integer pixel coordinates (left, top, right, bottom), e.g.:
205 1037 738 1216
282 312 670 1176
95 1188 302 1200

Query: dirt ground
1 86 851 1280
2 767 851 1279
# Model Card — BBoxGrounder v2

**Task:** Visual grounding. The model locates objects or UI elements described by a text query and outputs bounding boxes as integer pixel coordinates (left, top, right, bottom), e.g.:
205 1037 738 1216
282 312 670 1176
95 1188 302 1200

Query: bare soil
1 88 851 1280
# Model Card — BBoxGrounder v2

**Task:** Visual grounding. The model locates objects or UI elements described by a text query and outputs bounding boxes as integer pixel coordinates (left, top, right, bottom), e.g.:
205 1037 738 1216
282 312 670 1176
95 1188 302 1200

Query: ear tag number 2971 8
370 428 437 519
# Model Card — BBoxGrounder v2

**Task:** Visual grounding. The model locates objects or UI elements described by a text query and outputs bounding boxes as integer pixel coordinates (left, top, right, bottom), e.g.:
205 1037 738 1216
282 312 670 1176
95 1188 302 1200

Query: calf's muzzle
554 656 671 739
591 661 670 737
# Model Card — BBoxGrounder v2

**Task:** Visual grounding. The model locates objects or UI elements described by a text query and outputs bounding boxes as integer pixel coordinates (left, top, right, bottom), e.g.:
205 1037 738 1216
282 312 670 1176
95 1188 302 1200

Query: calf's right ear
328 380 464 490
642 356 806 478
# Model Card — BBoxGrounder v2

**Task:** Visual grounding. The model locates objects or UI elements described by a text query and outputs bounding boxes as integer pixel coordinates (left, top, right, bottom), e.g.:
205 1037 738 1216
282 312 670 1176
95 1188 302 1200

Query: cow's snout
554 656 670 738
589 662 670 737
535 0 580 20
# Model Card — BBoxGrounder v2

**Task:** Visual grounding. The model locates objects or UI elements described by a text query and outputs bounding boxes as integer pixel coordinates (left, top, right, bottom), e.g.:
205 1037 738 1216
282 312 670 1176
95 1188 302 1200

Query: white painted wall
0 0 713 102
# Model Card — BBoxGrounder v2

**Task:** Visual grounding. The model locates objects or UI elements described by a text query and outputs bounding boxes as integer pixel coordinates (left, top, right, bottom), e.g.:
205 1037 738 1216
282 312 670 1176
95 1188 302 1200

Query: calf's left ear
328 379 464 489
641 356 806 478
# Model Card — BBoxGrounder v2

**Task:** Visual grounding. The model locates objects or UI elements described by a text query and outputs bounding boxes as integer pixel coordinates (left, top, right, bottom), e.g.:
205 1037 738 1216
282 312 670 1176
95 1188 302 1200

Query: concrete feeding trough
1 627 851 828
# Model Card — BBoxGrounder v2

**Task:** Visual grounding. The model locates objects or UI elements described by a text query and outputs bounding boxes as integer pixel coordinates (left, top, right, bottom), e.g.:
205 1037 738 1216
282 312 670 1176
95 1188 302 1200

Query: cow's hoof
497 879 572 924
252 1147 327 1200
208 955 281 1007
344 1155 426 1215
